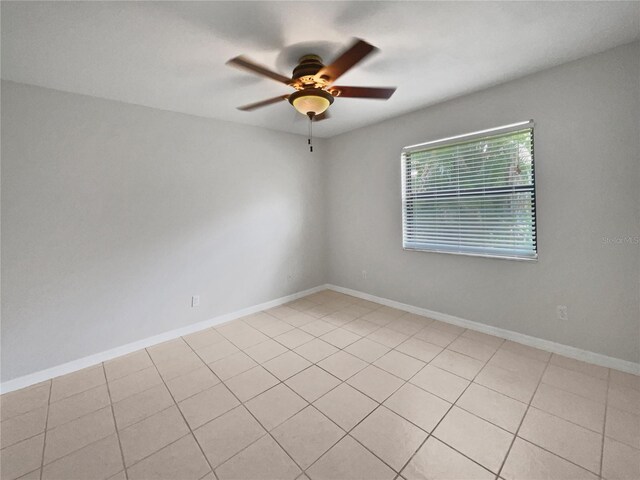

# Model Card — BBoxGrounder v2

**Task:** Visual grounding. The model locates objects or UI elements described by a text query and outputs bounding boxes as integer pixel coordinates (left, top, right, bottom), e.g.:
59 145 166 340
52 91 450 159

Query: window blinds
401 121 537 260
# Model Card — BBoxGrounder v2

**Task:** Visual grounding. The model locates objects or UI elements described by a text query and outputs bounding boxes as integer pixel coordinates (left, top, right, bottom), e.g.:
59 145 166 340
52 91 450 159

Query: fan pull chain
307 112 314 153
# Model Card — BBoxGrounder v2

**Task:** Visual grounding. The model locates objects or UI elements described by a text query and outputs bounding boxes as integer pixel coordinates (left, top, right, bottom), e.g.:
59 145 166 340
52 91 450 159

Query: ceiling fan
226 38 396 122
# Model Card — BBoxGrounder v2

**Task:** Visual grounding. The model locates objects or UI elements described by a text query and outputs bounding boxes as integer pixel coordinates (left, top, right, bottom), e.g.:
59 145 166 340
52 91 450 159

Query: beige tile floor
1 289 639 480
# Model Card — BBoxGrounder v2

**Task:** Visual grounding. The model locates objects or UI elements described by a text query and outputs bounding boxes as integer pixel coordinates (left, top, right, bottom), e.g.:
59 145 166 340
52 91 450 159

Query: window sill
402 245 538 262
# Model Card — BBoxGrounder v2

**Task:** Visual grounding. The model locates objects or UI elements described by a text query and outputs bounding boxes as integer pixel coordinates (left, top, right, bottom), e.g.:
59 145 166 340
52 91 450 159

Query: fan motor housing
292 54 324 80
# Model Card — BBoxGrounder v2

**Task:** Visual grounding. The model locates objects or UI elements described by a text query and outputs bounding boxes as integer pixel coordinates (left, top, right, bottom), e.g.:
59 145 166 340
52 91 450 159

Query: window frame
401 120 538 261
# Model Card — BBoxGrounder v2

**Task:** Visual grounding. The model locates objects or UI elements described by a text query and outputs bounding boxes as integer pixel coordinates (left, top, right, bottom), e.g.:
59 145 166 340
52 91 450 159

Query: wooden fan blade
315 39 377 84
315 111 330 121
227 56 292 84
332 86 396 99
237 95 289 111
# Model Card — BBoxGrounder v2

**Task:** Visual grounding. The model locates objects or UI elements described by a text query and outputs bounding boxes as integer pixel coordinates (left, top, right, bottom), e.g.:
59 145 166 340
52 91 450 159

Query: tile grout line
214 306 376 402
507 439 602 479
215 301 494 477
144 346 220 480
45 397 172 451
128 319 512 479
405 347 612 435
390 337 509 478
0 313 556 449
304 302 606 479
32 375 303 480
495 360 614 477
207 295 403 473
102 363 130 480
48 381 109 407
369 340 531 420
105 405 194 470
22 377 124 477
184 338 311 478
30 407 149 477
281 383 397 475
122 431 195 472
38 380 53 480
536 363 612 403
298 319 491 477
198 471 214 480
109 361 211 408
7 320 420 456
599 368 611 479
4 291 630 480
27 372 120 432
5 316 616 478
109 376 161 404
305 361 419 474
494 349 553 479
0 399 55 465
330 377 424 473
198 330 326 397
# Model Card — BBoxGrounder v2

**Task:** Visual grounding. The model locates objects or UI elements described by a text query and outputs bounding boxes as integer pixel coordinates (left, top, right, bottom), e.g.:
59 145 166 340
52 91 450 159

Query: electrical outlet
362 270 368 280
192 295 200 308
556 305 568 321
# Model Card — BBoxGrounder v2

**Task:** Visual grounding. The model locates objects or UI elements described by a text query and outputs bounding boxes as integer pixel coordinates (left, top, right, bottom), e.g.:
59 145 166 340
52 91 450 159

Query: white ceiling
2 1 639 138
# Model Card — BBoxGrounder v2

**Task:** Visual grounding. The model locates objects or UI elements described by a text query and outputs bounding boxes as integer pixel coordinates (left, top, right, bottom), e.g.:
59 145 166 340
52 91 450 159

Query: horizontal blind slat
406 145 531 166
402 124 537 259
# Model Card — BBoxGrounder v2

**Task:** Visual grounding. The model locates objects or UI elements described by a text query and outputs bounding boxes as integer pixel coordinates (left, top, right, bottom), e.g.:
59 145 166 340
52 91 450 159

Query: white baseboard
0 285 327 394
4 282 637 394
327 284 640 375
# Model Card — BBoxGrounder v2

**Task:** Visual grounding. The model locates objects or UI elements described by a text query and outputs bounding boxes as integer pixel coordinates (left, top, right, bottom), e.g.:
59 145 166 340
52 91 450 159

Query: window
401 121 537 260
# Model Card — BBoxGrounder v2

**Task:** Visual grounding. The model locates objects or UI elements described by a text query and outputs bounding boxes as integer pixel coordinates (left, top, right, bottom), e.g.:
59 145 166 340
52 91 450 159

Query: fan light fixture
289 89 333 116
226 39 397 152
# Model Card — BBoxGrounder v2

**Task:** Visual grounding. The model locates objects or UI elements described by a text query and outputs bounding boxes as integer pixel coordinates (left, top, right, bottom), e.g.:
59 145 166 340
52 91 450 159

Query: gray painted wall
1 81 327 381
325 42 640 363
2 42 638 383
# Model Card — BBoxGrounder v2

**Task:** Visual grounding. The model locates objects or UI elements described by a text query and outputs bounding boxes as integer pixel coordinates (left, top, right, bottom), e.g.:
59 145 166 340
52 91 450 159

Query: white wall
1 81 327 382
2 42 638 384
325 42 640 363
